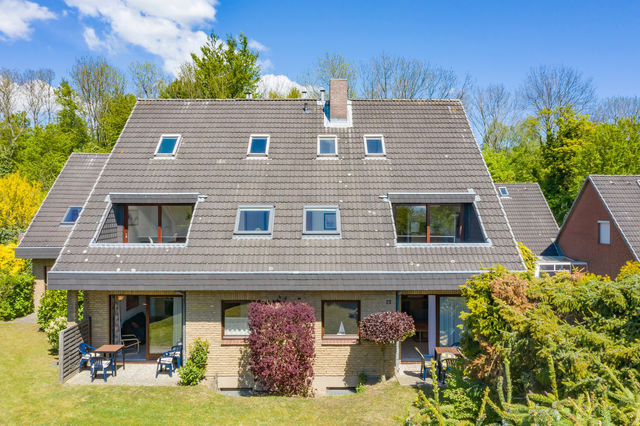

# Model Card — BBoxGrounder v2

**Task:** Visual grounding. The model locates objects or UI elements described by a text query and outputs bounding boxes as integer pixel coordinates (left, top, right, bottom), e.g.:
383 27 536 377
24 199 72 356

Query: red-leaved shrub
360 311 415 380
248 301 316 396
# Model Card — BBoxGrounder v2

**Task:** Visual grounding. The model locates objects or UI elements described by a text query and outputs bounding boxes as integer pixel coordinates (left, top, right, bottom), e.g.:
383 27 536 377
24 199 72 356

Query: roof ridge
135 97 462 102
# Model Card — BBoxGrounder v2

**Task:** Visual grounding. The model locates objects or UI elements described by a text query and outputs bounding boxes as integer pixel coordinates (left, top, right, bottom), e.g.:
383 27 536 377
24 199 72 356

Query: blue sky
1 0 639 98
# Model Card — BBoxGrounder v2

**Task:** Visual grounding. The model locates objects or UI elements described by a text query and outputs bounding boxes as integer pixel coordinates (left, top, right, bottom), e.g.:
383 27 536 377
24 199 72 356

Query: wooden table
94 344 125 376
414 324 428 342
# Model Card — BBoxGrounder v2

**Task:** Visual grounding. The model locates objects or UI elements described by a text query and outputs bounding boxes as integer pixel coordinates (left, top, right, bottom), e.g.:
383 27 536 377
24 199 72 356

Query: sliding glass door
148 296 183 358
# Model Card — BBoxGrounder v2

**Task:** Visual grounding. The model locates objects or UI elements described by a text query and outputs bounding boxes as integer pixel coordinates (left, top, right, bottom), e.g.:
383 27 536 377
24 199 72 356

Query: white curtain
172 297 183 346
112 296 122 345
439 297 466 346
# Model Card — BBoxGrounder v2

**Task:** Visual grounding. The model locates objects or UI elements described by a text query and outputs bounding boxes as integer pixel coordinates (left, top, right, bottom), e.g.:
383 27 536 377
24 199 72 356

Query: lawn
0 322 420 424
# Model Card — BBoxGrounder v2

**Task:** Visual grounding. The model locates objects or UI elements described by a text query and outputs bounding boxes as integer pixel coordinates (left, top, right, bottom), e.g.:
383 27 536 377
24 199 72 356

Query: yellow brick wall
31 259 53 309
184 290 397 382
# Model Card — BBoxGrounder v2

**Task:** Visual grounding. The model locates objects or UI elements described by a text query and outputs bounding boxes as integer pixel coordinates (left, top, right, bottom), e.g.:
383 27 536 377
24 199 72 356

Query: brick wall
31 259 54 309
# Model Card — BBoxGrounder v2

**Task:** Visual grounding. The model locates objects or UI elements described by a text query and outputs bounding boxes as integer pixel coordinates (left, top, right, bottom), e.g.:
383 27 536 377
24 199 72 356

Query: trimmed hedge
248 301 315 396
0 272 34 320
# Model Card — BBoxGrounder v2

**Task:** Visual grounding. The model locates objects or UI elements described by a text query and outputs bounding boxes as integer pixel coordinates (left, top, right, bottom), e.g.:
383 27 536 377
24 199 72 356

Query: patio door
400 295 428 362
147 296 183 359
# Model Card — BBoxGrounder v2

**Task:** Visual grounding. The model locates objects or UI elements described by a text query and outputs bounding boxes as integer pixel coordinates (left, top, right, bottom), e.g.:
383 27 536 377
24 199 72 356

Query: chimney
245 92 252 99
329 79 347 121
320 88 326 102
301 89 308 99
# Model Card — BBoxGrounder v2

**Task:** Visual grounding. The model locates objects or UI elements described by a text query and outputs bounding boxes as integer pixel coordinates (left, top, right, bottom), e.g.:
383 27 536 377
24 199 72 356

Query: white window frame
154 134 182 157
61 206 83 225
247 134 270 158
234 205 275 237
303 206 341 236
363 134 386 158
317 135 338 158
598 220 610 245
498 187 509 197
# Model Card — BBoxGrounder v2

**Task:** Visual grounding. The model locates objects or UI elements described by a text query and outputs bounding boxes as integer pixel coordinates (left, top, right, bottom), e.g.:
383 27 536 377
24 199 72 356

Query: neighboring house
14 153 109 308
557 175 640 278
496 182 586 277
18 79 525 392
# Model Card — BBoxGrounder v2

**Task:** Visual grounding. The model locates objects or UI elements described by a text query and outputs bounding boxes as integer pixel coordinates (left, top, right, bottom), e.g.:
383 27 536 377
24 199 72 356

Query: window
234 206 274 236
598 220 610 245
61 206 82 224
498 187 509 197
247 135 269 157
222 301 250 337
364 135 385 157
394 203 477 244
124 204 193 244
322 301 359 337
317 135 337 157
155 134 181 156
303 207 340 235
439 296 467 346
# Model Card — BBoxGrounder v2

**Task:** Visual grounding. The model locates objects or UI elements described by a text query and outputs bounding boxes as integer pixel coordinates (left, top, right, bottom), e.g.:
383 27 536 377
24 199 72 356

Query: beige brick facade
83 289 398 392
32 259 53 309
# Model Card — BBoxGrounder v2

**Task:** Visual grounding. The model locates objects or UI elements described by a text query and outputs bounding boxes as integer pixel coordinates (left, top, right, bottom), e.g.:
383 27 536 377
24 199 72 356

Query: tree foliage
248 301 315 396
0 172 43 230
0 271 33 320
162 33 260 99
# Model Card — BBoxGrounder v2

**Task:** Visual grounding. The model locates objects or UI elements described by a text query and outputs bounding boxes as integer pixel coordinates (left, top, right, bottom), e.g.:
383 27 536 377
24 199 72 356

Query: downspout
395 291 401 372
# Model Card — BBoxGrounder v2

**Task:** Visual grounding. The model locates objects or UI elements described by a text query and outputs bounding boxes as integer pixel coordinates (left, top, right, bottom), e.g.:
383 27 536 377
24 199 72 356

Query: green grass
0 322 420 424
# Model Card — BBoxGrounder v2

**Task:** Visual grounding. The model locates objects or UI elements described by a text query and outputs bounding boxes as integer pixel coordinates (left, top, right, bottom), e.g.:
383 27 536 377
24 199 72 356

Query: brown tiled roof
15 153 108 259
49 98 524 286
495 182 560 256
587 175 640 260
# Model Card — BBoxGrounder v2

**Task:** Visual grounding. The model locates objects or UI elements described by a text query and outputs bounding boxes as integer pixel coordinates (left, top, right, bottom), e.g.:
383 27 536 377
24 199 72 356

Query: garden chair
438 352 459 383
78 343 97 372
90 356 114 382
121 334 140 353
170 344 183 368
415 347 428 380
156 348 180 378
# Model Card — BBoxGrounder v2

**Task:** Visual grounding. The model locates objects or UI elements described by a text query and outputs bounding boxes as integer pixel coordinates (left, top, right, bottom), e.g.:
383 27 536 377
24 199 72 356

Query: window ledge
363 156 387 160
316 156 339 160
394 241 492 248
322 337 359 346
88 242 189 248
245 156 269 160
221 337 249 346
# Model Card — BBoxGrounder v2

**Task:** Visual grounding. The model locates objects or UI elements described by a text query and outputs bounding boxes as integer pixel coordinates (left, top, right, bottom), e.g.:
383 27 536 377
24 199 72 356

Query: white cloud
257 74 309 97
64 0 218 74
83 27 118 53
0 0 56 40
258 58 274 72
248 39 267 52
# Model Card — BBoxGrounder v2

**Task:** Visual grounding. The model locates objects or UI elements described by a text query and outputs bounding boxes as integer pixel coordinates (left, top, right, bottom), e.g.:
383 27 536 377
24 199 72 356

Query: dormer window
123 204 193 244
61 206 82 224
247 135 269 157
155 134 181 157
364 135 385 157
234 206 274 237
317 135 337 157
393 203 485 244
303 206 340 236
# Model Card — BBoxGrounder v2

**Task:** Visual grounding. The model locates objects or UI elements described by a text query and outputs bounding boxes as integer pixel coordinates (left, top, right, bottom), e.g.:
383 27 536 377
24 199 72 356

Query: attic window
364 135 385 157
303 207 340 236
155 134 181 157
61 206 82 224
247 135 269 157
498 187 509 197
234 206 274 236
317 136 337 157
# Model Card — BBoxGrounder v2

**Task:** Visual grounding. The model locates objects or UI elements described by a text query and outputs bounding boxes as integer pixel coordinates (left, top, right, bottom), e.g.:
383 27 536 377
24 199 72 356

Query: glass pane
161 205 193 243
224 302 250 336
395 205 427 243
249 137 268 154
238 209 270 232
157 137 178 154
439 297 467 346
319 138 336 154
323 301 358 335
366 138 384 154
149 297 182 355
305 210 337 232
127 205 158 243
62 207 82 223
430 204 462 243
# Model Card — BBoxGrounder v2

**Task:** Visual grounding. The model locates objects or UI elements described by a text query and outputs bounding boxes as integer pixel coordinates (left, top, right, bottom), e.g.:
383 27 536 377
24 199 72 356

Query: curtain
439 297 467 346
112 296 122 345
173 297 183 346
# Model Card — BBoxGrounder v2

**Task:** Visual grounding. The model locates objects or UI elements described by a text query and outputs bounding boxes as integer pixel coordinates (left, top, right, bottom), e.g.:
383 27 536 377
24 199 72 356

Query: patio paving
67 362 180 386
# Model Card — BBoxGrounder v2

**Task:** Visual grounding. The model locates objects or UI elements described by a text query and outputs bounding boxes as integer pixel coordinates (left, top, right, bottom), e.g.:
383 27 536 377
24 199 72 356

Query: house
14 153 108 308
18 79 525 392
556 175 640 278
495 182 585 276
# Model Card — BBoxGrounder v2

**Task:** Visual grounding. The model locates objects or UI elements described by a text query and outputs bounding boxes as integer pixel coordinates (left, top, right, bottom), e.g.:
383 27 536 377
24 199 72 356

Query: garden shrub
44 316 67 352
248 301 315 396
0 271 34 320
37 290 83 328
360 311 414 380
178 338 210 385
